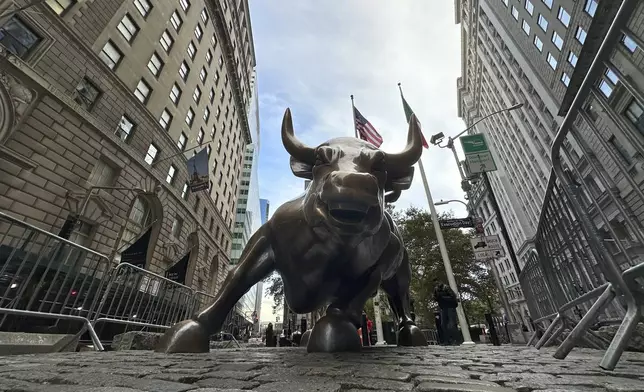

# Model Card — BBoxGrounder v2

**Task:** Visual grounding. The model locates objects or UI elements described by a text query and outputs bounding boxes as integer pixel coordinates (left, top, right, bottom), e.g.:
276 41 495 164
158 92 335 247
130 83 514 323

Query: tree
263 272 284 314
390 206 499 326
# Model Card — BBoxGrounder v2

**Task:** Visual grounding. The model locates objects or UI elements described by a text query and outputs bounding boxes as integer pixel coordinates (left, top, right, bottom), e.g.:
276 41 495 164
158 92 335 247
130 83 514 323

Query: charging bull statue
156 108 428 353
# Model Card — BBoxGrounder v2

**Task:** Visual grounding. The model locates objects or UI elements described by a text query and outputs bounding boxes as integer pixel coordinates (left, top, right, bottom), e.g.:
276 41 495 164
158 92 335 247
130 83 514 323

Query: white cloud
251 1 469 323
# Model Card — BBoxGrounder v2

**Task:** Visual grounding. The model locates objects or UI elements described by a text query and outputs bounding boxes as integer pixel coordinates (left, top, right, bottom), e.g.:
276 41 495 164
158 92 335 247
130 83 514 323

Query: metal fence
519 0 644 370
0 210 258 351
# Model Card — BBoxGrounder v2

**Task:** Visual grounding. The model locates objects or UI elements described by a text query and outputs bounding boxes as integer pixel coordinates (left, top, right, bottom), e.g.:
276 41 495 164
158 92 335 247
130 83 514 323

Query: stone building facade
457 0 644 321
0 0 256 294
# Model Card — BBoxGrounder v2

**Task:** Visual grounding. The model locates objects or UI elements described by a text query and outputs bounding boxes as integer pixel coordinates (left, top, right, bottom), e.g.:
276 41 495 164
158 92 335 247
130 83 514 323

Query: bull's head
281 108 423 236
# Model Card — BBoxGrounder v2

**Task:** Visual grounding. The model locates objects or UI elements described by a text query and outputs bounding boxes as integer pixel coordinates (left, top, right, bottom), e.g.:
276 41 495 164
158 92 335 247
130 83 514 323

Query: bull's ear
385 166 415 193
290 156 313 179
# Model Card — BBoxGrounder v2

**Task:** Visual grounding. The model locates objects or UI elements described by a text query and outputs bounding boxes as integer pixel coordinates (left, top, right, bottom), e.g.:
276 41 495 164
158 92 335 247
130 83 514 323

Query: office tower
231 69 261 331
456 0 644 323
0 0 256 292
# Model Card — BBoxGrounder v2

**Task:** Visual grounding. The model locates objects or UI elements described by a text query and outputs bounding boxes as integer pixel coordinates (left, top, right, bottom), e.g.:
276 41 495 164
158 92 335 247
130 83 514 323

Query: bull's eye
314 150 328 166
372 155 386 172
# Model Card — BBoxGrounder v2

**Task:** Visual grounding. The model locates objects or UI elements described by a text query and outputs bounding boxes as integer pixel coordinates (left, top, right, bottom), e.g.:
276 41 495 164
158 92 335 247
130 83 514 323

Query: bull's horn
281 108 315 164
385 114 423 170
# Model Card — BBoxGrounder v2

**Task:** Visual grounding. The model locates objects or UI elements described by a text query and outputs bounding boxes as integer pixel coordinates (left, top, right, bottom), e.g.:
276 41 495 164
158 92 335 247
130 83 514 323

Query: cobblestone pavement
1 345 644 392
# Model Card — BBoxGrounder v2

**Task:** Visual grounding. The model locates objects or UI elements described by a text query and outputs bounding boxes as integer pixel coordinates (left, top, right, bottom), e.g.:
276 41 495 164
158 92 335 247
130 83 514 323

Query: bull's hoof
397 324 428 346
306 313 361 353
299 329 312 347
155 319 210 353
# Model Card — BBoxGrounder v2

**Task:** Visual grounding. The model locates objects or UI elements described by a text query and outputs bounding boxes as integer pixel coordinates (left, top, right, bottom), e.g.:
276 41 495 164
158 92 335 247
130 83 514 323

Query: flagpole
397 82 474 345
350 95 358 138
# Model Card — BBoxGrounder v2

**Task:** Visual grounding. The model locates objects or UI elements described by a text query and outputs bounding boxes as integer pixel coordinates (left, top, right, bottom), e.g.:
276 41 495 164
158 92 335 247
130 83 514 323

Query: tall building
0 0 256 293
231 68 261 330
260 198 270 224
457 0 644 323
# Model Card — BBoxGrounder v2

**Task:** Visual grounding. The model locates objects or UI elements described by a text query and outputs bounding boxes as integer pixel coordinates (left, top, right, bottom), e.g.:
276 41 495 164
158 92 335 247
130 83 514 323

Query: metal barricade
0 211 110 350
519 0 644 370
421 328 439 345
92 263 195 337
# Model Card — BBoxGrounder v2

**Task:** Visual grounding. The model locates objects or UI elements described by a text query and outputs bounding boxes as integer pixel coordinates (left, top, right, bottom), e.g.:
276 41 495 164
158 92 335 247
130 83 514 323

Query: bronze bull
156 108 428 353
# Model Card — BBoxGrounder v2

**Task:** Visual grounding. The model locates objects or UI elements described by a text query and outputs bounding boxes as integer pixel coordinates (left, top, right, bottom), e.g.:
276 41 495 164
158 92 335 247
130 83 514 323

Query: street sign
460 134 497 174
472 248 506 261
439 217 475 229
464 152 497 174
470 235 502 251
460 134 489 154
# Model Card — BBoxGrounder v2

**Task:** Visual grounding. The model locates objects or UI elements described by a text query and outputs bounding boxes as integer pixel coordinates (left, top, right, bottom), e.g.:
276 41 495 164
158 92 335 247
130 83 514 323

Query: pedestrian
265 323 274 347
433 279 459 346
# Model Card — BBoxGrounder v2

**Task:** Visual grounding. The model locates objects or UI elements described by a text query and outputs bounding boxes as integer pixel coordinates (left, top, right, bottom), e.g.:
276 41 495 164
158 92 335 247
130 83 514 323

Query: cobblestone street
1 345 644 391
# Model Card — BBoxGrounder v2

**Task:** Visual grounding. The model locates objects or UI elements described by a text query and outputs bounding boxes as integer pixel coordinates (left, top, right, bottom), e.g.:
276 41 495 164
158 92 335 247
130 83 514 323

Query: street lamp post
430 103 524 323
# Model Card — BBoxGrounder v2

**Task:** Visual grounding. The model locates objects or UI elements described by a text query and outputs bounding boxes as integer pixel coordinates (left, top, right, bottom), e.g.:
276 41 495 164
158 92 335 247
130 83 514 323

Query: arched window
114 196 152 263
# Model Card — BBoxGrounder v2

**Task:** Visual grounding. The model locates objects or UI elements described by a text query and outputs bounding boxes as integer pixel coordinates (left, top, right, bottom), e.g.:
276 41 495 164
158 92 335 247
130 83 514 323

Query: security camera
430 132 444 146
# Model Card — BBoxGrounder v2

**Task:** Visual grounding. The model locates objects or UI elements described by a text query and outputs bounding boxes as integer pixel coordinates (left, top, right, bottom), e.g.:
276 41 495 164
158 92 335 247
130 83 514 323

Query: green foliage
263 272 283 314
390 206 499 326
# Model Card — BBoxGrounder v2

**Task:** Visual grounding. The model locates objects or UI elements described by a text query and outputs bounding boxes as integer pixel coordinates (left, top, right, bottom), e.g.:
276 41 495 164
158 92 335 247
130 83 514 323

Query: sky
248 1 468 323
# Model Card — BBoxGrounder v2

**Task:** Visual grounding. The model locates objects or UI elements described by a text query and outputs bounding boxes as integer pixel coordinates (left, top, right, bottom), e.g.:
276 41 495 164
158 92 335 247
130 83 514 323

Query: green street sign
460 134 489 154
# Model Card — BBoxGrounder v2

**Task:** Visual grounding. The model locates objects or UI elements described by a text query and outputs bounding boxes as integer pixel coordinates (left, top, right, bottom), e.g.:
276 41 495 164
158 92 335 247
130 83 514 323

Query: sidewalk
1 344 644 391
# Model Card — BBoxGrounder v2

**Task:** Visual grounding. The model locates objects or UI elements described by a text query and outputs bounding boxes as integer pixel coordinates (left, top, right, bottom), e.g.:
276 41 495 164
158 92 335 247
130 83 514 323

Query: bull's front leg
156 225 275 353
381 249 427 347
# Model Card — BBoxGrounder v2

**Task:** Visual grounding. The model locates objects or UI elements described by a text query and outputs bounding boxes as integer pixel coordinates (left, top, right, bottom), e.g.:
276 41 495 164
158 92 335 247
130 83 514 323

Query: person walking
433 279 460 345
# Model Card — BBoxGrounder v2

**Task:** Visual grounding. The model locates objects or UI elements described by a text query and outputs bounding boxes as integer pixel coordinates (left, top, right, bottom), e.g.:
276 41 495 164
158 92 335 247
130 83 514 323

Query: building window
201 8 209 23
621 34 638 53
134 0 152 17
74 78 101 110
179 0 190 12
605 68 619 85
160 30 174 52
145 143 158 165
557 7 570 28
214 70 220 84
561 72 570 87
134 79 151 103
537 14 548 32
99 40 122 70
187 41 196 60
599 80 613 98
159 109 172 129
166 164 177 184
205 49 212 65
552 31 563 50
194 24 203 41
524 0 534 15
502 0 508 5
209 88 215 103
199 67 207 83
546 52 557 70
117 14 139 43
177 132 187 151
203 107 210 122
218 55 224 67
170 11 183 32
170 83 181 105
185 108 195 126
567 51 578 67
211 34 217 47
193 86 202 103
171 217 183 238
0 16 41 59
197 128 204 144
542 0 552 9
179 61 190 81
511 6 519 20
522 20 530 35
576 27 587 44
584 0 598 17
116 115 134 141
181 182 189 199
46 0 75 15
624 99 644 136
608 135 633 165
147 52 163 77
533 36 543 52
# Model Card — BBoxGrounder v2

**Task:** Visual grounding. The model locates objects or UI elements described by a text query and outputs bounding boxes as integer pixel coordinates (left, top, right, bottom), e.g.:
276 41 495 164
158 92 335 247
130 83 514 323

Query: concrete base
0 332 79 355
507 323 528 344
112 331 163 351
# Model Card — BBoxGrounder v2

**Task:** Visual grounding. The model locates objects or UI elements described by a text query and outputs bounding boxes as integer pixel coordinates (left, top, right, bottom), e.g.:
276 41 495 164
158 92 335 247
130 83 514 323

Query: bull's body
157 110 427 353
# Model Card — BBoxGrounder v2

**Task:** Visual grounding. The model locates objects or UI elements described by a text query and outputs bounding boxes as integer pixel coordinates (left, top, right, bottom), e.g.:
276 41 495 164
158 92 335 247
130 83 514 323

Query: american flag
353 106 383 147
